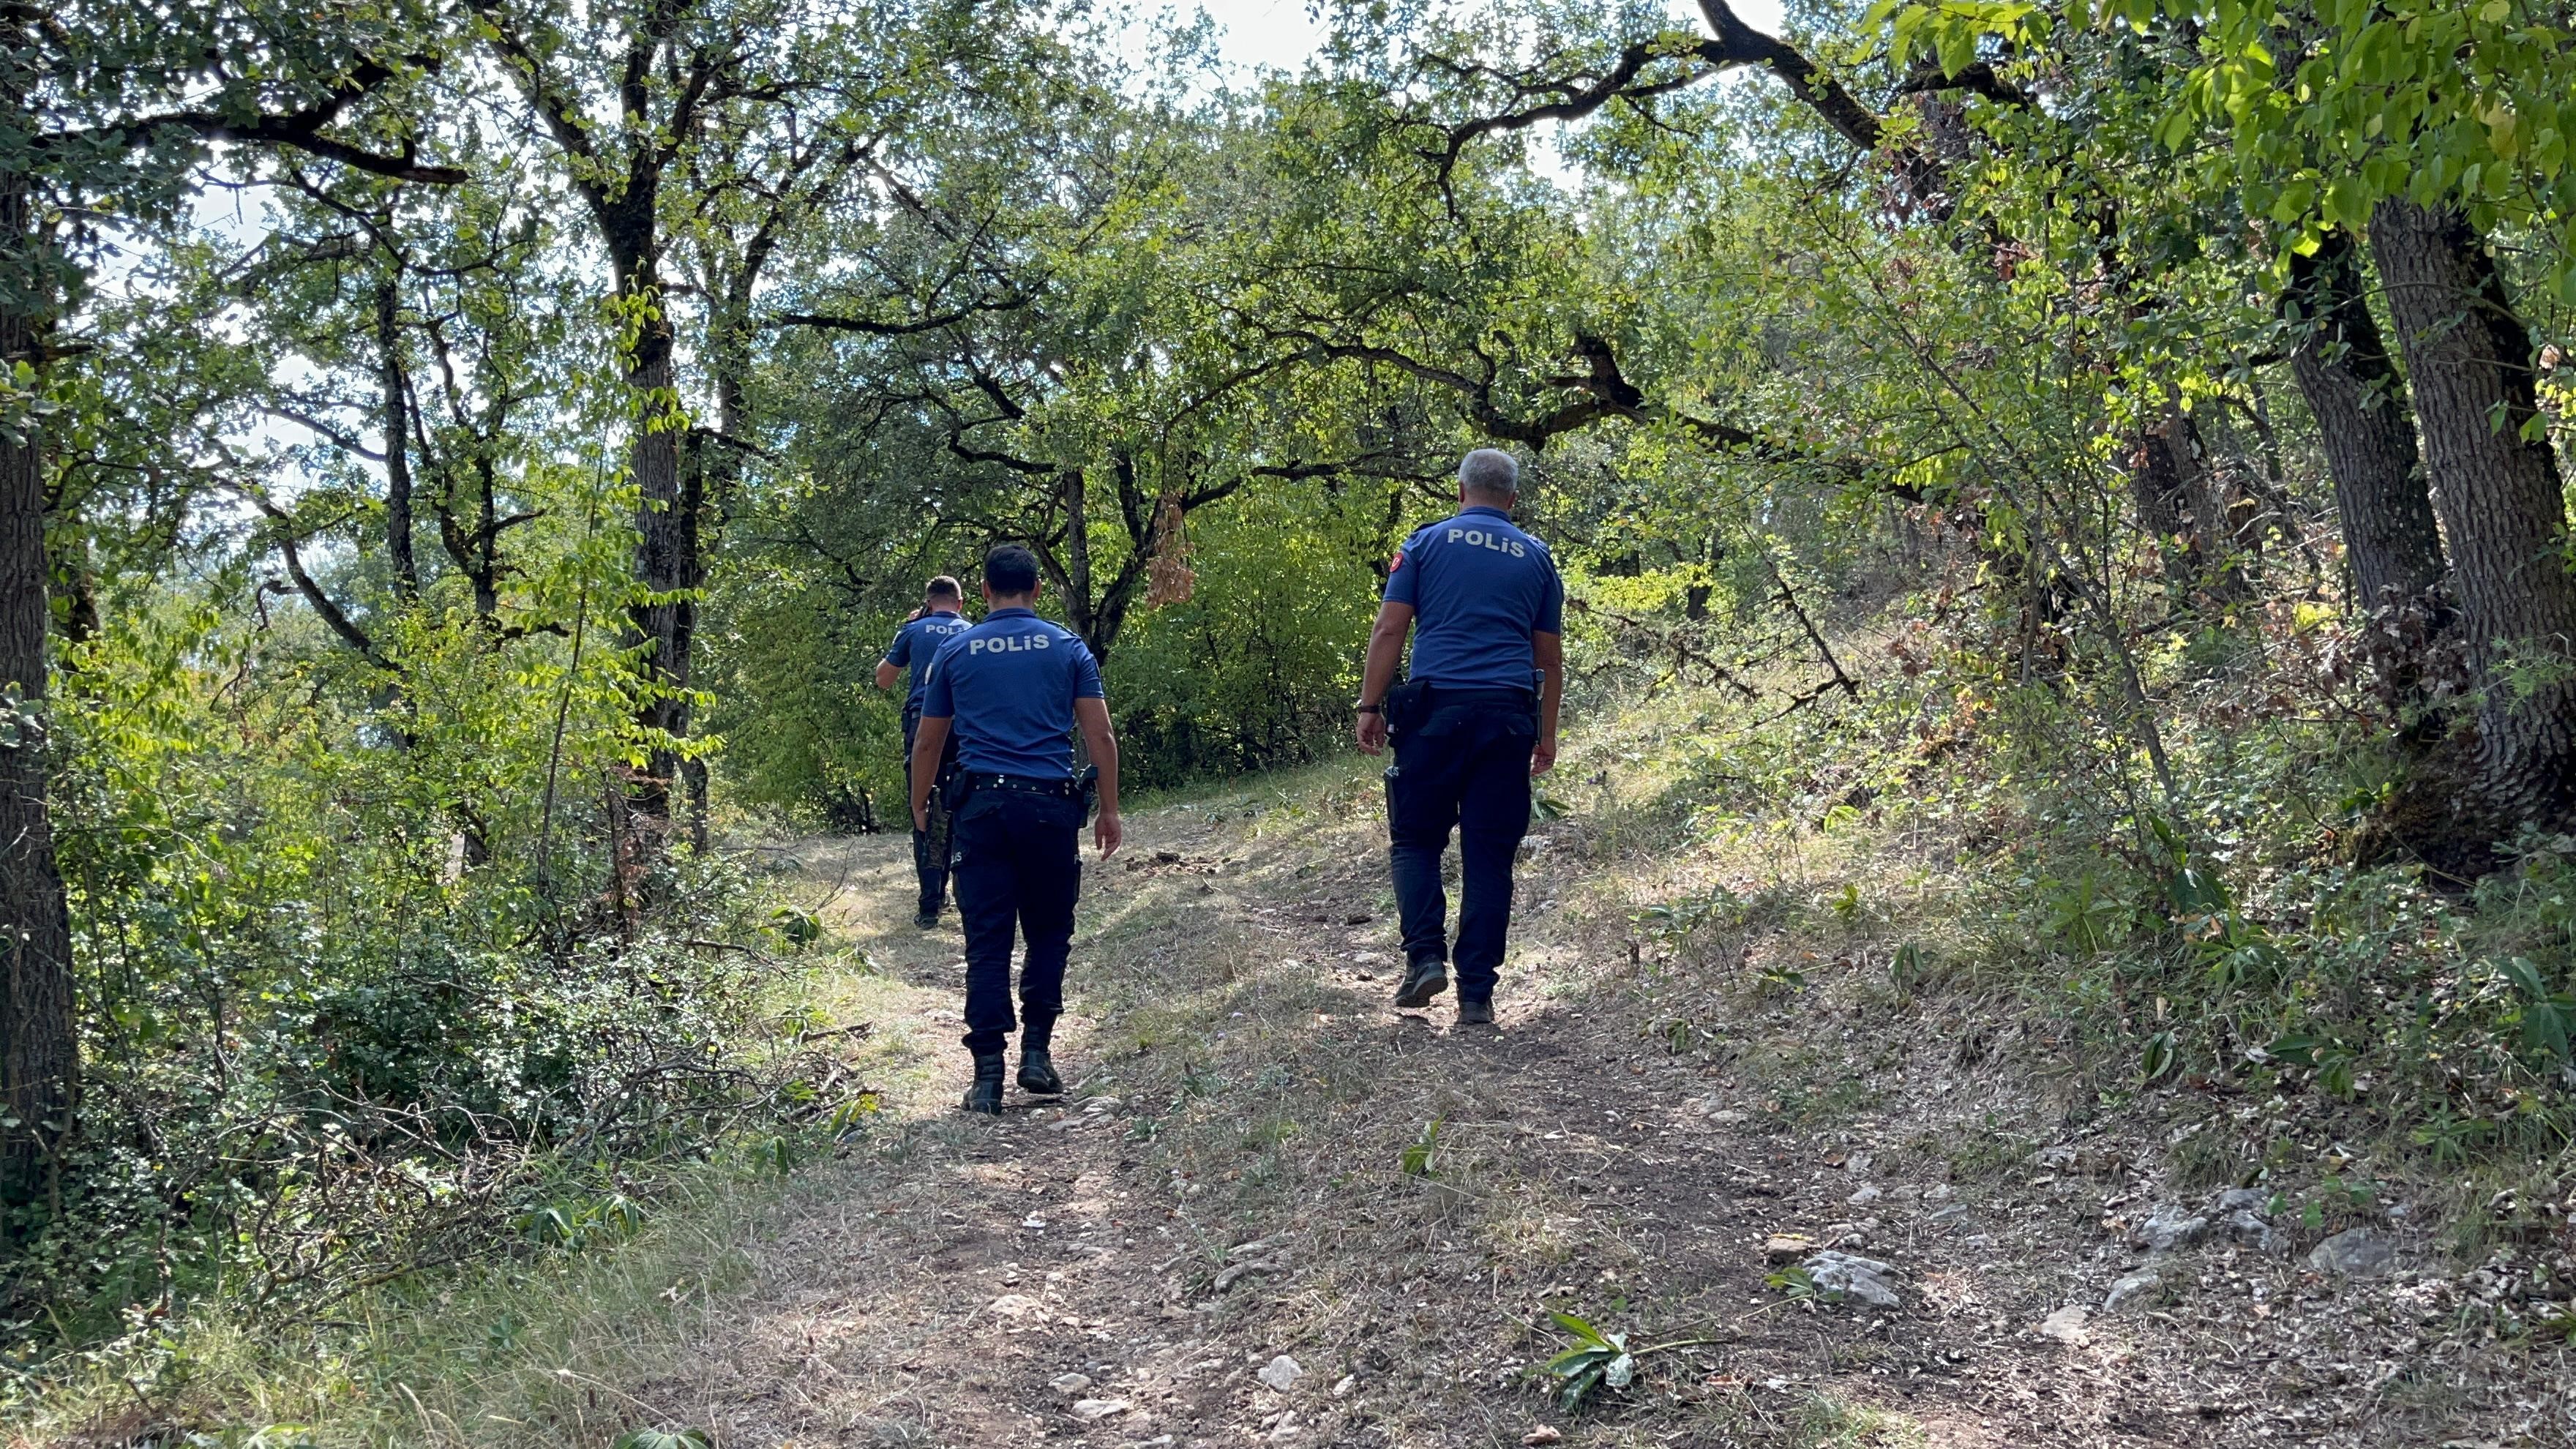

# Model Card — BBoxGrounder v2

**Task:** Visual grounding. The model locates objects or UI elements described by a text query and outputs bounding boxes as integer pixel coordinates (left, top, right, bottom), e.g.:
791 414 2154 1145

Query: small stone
1050 1373 1093 1395
2103 1269 2161 1311
1846 1153 1874 1177
2129 1205 2209 1254
1925 1203 1969 1227
2308 1228 2395 1278
1801 1250 1901 1308
2222 1208 2280 1254
989 1294 1043 1317
1847 1184 1883 1208
1709 1109 1748 1125
2038 1304 2090 1344
1344 911 1374 926
2214 1187 2268 1214
1083 1096 1123 1115
1923 1183 1954 1202
1267 1410 1300 1442
1331 1374 1356 1398
1257 1355 1305 1392
1764 1234 1816 1262
1523 1428 1565 1445
1071 1398 1133 1420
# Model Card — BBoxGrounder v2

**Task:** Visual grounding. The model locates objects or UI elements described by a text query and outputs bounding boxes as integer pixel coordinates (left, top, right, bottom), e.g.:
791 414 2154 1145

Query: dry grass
12 685 2568 1448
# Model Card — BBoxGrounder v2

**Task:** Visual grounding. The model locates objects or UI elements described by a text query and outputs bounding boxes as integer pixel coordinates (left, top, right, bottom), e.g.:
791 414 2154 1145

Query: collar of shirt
985 607 1037 621
1460 505 1511 520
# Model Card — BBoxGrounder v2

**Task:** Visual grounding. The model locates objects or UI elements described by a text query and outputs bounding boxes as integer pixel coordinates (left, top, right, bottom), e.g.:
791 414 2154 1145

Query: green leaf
2141 1030 2178 1083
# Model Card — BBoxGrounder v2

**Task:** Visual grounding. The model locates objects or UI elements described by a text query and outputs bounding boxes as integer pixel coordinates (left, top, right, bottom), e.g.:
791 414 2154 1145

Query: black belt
961 773 1079 798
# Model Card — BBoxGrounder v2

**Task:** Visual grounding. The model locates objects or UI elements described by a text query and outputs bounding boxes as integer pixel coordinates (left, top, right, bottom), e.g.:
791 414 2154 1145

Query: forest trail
607 757 2558 1449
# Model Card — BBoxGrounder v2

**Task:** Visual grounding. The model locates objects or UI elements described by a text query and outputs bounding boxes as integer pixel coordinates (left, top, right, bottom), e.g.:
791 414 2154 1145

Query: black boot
1393 956 1449 1008
914 899 941 929
1018 1046 1063 1096
961 1052 1006 1115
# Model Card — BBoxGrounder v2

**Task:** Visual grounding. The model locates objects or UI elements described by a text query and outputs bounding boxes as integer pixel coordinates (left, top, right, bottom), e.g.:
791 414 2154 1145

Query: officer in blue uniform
1354 449 1564 1027
909 545 1124 1114
877 576 974 926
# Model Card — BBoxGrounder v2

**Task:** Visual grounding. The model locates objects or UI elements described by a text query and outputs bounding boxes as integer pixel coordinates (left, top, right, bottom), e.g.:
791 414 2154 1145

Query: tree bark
2371 198 2576 825
2285 231 2445 612
377 278 416 600
0 105 78 1218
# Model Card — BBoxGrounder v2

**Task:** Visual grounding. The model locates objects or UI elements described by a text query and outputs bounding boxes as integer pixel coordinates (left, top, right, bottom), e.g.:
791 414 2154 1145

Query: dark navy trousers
1386 692 1535 1003
950 788 1083 1055
901 705 954 914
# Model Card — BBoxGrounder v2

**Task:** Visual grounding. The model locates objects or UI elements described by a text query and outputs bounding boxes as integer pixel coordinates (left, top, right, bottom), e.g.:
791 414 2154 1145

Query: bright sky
1205 0 1792 77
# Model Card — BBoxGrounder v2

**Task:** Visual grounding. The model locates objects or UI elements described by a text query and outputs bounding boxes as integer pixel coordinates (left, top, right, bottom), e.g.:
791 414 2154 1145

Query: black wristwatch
1353 701 1383 714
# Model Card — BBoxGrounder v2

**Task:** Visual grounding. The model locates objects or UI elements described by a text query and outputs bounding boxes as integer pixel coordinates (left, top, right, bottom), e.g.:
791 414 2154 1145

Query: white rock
1923 1183 1954 1202
1801 1250 1901 1308
1049 1373 1093 1395
2308 1228 2395 1277
2129 1205 2208 1254
1709 1109 1749 1125
989 1294 1044 1317
2103 1269 2161 1311
1331 1374 1356 1399
1071 1398 1132 1420
1257 1355 1305 1392
1846 1184 1883 1208
1267 1411 1301 1442
2038 1304 2090 1344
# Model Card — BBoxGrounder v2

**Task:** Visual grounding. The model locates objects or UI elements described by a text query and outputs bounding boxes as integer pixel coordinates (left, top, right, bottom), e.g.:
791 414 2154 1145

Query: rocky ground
607 753 2573 1448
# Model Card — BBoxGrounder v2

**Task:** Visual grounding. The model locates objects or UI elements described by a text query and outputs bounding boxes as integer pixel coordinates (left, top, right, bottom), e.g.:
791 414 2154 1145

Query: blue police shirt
1384 506 1565 689
883 610 973 711
920 607 1104 779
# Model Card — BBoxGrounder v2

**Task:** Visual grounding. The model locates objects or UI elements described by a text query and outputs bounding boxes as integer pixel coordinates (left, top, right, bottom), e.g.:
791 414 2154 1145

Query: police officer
1353 449 1563 1027
909 544 1124 1115
877 576 975 926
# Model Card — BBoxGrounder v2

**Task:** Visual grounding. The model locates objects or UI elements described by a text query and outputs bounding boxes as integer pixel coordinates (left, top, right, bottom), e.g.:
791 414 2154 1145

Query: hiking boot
1018 1046 1064 1096
1455 999 1494 1027
914 901 943 929
1393 957 1449 1009
961 1053 1006 1115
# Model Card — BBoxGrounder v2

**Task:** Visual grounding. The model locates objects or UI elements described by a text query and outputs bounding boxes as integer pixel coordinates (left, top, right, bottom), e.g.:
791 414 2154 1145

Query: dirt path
624 763 2568 1448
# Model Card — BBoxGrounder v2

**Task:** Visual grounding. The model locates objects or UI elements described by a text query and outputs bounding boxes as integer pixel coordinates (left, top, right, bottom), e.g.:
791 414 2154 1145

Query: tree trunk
2285 231 2445 612
624 301 691 833
2371 198 2576 826
0 151 78 1219
377 279 416 600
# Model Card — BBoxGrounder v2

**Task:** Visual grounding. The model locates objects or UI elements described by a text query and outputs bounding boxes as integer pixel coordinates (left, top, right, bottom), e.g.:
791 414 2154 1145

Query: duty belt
962 773 1080 799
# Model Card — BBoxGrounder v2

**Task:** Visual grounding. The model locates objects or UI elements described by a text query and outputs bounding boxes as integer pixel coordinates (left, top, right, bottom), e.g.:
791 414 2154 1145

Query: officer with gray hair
1352 447 1565 1026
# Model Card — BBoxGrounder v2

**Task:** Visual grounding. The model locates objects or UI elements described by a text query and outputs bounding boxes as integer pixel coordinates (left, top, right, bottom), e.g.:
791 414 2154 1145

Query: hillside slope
536 708 2568 1448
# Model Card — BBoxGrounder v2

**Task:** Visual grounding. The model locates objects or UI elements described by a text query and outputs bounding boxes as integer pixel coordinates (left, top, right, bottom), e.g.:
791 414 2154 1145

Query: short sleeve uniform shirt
1383 505 1564 689
920 607 1104 780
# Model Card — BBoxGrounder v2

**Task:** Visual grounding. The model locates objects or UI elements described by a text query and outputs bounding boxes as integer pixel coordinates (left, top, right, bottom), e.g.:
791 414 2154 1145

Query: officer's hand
913 804 929 832
1355 711 1387 755
1094 810 1123 858
1530 736 1558 777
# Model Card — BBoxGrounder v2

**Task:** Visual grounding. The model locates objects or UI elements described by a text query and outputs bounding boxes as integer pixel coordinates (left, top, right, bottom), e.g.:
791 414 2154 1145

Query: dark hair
924 574 962 601
982 544 1041 596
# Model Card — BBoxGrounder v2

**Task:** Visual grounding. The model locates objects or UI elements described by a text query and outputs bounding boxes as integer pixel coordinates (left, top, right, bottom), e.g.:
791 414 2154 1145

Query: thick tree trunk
377 280 416 600
0 167 77 1217
622 296 692 834
2371 199 2576 825
2284 231 2446 611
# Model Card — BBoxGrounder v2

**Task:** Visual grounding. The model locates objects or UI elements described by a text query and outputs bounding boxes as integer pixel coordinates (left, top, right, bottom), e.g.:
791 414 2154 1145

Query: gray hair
1459 447 1520 501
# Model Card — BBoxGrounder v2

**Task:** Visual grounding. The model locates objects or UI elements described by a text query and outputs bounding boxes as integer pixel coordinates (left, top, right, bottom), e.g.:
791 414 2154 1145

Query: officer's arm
1357 602 1413 708
909 715 952 828
1074 697 1122 858
875 659 901 691
1532 631 1564 776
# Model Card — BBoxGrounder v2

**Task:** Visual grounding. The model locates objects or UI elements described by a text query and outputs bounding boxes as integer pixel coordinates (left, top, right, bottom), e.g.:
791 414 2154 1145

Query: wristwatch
1353 701 1383 714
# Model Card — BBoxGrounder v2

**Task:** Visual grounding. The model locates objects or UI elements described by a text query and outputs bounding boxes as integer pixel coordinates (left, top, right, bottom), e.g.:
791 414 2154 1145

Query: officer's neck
926 603 962 615
986 596 1038 613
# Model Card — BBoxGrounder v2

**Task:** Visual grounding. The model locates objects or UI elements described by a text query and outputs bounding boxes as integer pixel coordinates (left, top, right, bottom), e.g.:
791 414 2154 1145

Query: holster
1385 678 1433 736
